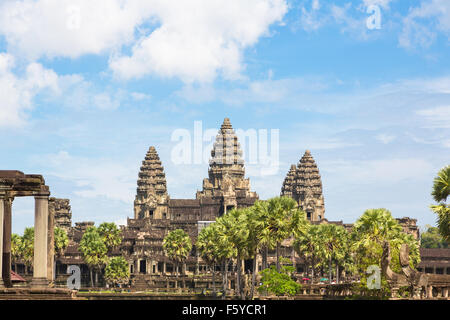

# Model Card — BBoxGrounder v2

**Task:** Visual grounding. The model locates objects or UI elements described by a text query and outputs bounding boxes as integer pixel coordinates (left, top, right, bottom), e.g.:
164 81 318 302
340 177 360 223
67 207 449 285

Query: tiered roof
295 150 323 197
281 150 325 221
136 146 167 199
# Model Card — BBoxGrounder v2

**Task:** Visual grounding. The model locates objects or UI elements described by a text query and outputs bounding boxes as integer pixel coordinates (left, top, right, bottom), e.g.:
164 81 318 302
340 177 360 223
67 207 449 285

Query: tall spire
281 150 325 221
197 118 257 208
281 164 297 198
209 117 244 168
134 146 169 219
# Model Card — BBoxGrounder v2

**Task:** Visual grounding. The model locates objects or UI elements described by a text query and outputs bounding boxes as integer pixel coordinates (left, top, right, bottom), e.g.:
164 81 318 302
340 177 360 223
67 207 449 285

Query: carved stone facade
49 198 72 232
134 146 169 220
281 150 325 221
8 118 435 291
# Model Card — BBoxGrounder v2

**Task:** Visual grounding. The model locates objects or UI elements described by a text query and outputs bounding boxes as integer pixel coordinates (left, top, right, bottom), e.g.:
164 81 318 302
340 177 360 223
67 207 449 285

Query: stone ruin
381 242 450 298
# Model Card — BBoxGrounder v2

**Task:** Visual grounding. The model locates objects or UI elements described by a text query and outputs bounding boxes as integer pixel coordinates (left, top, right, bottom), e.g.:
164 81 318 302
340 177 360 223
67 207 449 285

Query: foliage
79 226 109 271
105 256 130 287
293 224 322 279
257 265 301 296
11 233 22 263
163 229 192 267
430 204 450 242
430 165 450 241
420 225 448 248
347 277 391 300
54 227 69 257
431 165 450 203
351 208 421 281
21 227 35 268
98 222 122 254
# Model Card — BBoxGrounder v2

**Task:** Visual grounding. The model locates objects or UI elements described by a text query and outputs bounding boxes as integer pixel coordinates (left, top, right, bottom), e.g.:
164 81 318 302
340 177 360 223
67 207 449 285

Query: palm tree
98 222 122 255
21 227 35 274
219 208 249 299
244 206 266 299
79 226 108 287
294 224 322 283
432 165 450 203
11 234 22 273
253 200 272 271
208 218 236 298
163 229 192 288
431 165 450 241
351 208 420 277
317 224 348 284
54 227 69 258
197 224 220 295
265 197 299 272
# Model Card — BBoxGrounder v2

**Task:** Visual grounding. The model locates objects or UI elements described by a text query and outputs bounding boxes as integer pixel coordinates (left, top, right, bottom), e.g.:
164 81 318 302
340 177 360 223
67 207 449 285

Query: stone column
31 196 49 287
47 203 55 283
0 196 4 288
2 197 12 288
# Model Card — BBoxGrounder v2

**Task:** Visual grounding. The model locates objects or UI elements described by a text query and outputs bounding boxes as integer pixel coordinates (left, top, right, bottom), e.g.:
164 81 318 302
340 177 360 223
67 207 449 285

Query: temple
281 150 325 221
3 117 448 294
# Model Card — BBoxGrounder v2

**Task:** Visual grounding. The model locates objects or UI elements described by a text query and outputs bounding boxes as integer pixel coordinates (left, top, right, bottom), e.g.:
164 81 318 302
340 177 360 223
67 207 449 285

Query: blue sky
1 0 449 234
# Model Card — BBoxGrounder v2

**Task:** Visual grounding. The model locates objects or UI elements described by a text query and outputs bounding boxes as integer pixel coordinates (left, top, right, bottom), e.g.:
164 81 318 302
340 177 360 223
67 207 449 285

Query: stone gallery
0 118 432 292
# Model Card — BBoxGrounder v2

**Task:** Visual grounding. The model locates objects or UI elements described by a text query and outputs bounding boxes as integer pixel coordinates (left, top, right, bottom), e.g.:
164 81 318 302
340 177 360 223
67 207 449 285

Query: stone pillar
31 196 49 287
0 196 4 288
47 203 55 283
2 197 12 288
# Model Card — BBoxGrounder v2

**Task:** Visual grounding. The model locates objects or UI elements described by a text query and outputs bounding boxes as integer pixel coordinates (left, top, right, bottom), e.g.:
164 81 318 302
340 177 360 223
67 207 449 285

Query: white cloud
399 0 450 49
0 53 59 127
0 0 288 83
110 0 288 83
0 0 145 60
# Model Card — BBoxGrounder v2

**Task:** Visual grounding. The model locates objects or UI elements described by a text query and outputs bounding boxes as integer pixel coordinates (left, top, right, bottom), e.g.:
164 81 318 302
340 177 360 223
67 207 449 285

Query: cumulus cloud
0 53 59 127
0 0 144 59
0 0 288 83
110 0 288 83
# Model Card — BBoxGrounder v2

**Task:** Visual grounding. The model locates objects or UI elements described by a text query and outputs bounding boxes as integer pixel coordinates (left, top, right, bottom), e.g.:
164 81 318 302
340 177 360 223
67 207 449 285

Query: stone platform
0 288 79 300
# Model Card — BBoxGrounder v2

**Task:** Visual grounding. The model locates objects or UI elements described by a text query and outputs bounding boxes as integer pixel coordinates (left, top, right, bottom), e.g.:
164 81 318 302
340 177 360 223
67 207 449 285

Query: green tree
265 197 300 272
98 222 122 255
105 256 130 289
200 219 236 298
317 224 349 284
351 209 420 280
197 224 221 295
54 227 69 258
79 226 108 287
421 225 448 248
11 234 23 272
163 229 192 288
21 227 35 274
293 224 322 282
219 208 249 299
430 165 450 241
257 261 301 296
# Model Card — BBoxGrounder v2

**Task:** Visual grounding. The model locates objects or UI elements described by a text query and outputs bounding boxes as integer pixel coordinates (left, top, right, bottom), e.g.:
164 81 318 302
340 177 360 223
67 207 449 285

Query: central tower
196 118 258 214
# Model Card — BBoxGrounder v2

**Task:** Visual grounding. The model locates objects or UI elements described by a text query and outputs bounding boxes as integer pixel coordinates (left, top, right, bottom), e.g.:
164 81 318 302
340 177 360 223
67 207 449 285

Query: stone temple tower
281 150 325 221
134 146 169 220
196 118 258 214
